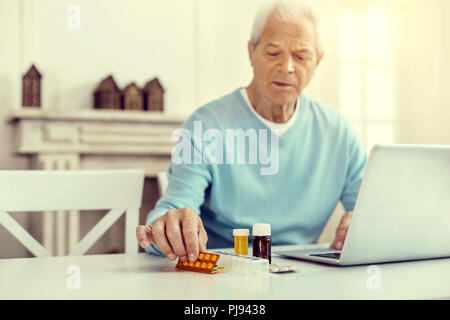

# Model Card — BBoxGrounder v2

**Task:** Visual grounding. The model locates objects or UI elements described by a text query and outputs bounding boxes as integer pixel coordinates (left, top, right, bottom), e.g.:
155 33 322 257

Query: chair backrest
0 169 145 257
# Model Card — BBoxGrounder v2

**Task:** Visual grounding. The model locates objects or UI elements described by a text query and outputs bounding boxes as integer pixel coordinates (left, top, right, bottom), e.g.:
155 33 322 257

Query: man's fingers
198 223 208 253
333 226 348 249
165 213 187 261
181 214 200 262
330 237 344 250
331 212 354 249
331 236 345 250
340 211 353 227
332 222 350 250
335 226 348 239
140 208 208 263
136 225 151 248
151 220 176 260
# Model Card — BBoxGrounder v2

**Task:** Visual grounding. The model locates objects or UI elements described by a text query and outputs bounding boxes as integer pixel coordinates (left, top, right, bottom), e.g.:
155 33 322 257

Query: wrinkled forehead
259 15 317 51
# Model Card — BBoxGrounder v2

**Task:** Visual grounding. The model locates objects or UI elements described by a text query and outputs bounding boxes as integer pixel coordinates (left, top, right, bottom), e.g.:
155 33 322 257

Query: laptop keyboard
309 252 341 259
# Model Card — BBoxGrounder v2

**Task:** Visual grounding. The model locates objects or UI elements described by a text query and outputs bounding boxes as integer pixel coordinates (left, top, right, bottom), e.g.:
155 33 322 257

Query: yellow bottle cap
233 229 249 236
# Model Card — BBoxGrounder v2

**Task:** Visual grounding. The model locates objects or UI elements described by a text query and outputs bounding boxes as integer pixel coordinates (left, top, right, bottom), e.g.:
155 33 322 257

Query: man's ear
248 41 255 68
315 52 324 68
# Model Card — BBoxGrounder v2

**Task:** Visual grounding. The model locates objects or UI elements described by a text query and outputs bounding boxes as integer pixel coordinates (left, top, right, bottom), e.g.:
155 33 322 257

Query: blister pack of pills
175 252 222 274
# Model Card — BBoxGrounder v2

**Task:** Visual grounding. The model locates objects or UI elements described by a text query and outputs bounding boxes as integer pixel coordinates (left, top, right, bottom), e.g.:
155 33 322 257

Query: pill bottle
233 229 249 255
252 223 271 264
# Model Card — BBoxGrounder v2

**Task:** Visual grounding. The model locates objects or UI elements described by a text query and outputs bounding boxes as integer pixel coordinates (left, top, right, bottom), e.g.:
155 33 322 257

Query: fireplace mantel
8 109 186 176
7 108 186 256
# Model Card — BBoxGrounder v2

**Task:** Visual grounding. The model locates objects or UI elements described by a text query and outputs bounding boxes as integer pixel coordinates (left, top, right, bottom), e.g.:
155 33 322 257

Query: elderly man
136 0 367 263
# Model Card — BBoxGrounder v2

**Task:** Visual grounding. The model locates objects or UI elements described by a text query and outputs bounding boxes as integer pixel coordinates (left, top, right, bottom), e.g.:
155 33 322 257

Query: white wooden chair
0 169 145 257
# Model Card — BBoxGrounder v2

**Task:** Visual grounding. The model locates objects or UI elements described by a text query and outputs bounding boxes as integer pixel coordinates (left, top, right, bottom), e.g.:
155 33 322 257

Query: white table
1 244 449 300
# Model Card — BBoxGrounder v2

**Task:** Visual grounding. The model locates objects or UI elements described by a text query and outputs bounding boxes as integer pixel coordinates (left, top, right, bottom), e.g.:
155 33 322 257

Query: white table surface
1 244 449 300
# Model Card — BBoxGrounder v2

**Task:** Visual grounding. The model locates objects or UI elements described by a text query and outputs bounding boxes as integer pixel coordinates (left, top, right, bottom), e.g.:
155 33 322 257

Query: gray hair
249 0 324 57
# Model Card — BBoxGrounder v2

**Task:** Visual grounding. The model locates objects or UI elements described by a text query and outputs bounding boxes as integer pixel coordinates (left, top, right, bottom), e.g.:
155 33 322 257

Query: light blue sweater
146 88 367 254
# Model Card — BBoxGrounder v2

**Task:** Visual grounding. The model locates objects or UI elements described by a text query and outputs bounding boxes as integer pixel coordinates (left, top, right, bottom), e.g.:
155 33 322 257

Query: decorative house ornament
93 75 121 109
22 64 42 108
143 77 164 112
122 82 144 111
93 75 164 111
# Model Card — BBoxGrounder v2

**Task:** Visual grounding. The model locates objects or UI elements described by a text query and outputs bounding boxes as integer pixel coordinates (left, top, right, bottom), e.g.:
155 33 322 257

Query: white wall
20 0 196 115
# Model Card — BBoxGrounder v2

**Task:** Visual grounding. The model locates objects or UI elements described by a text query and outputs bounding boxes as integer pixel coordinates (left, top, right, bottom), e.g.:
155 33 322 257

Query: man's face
249 14 323 106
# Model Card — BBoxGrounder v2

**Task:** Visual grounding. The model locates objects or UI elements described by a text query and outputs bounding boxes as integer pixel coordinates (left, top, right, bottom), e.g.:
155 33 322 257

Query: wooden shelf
7 108 188 124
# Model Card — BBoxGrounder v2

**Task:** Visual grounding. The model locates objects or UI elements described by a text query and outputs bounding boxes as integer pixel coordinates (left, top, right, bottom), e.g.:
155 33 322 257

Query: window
338 5 397 153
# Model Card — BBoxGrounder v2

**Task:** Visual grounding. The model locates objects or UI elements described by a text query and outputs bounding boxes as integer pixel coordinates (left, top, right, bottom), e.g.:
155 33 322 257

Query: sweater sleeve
340 122 368 212
144 112 213 256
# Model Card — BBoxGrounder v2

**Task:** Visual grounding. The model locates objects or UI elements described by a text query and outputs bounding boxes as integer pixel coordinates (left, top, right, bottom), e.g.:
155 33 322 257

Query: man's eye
295 55 305 60
267 52 280 56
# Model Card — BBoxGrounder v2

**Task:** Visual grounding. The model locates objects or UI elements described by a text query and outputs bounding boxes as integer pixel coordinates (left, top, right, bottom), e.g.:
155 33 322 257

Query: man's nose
279 54 295 74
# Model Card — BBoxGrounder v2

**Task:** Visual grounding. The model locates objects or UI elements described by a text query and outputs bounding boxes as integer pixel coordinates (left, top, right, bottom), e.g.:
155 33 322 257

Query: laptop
276 144 450 266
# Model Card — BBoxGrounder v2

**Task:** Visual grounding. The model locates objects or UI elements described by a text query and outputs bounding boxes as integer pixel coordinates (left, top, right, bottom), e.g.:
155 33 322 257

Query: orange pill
210 255 217 262
204 254 211 261
198 253 204 260
201 262 206 269
188 261 194 267
194 261 200 268
207 263 213 269
182 261 188 266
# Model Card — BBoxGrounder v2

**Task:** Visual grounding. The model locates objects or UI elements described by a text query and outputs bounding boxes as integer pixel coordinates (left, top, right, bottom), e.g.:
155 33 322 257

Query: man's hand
330 211 353 250
136 207 208 262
